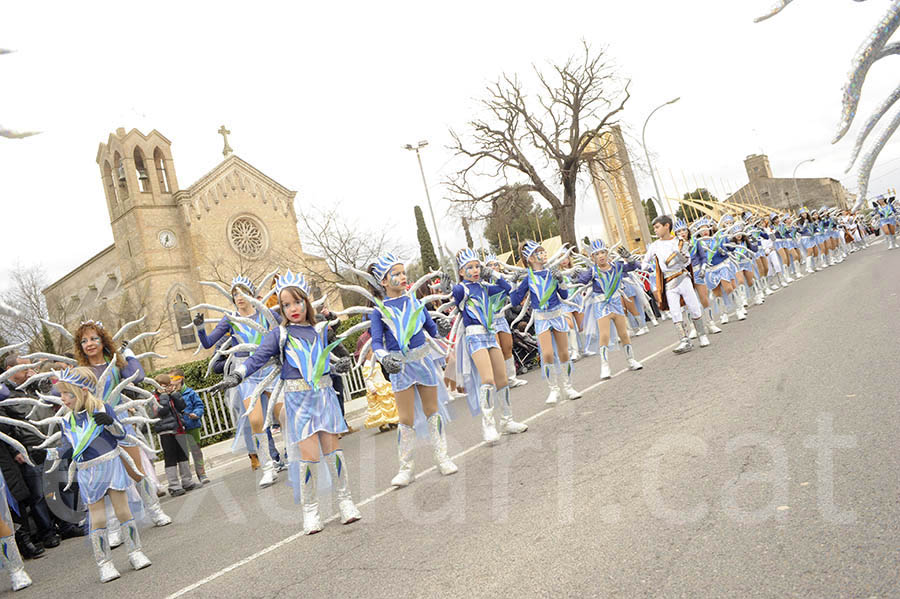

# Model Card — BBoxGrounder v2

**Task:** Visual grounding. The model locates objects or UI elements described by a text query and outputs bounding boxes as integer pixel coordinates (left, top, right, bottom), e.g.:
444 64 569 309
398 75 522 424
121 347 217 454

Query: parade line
164 340 679 599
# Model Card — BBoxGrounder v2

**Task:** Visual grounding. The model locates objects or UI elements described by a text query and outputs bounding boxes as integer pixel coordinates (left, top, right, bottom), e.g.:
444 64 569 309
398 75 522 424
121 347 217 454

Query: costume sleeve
370 310 386 359
56 427 73 461
103 403 126 439
509 277 529 306
270 309 282 325
575 268 593 285
0 385 8 401
621 261 641 273
422 308 439 339
640 245 654 271
198 317 231 349
121 356 145 384
488 278 512 295
235 328 280 378
451 284 465 308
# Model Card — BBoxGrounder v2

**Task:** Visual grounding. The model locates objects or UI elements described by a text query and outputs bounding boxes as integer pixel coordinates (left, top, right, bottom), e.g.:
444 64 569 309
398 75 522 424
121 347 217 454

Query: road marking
165 338 680 598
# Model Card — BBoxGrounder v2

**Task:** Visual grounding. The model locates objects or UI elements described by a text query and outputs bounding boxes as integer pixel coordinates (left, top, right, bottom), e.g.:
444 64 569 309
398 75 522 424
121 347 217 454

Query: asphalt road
17 242 900 598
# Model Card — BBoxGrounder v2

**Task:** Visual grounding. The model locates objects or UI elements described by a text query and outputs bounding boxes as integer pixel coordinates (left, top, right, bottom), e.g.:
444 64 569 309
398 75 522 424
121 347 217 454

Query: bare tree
447 42 630 246
0 264 50 349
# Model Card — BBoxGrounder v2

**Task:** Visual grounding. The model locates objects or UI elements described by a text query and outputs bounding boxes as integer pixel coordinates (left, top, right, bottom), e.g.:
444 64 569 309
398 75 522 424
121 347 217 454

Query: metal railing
138 364 367 454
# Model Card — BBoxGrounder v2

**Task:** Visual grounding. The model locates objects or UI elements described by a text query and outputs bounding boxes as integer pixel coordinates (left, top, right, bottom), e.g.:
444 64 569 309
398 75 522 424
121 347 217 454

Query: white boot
560 362 582 400
672 321 693 354
391 424 416 487
325 450 362 525
90 528 121 583
567 328 581 361
624 343 643 370
497 386 528 434
704 308 722 334
693 316 710 348
121 519 152 570
428 413 458 475
106 506 122 548
254 433 278 488
635 325 650 336
543 364 559 405
754 289 765 305
687 317 698 339
0 535 30 591
139 478 172 527
736 306 748 321
506 357 527 388
478 384 501 444
599 347 611 379
299 461 324 535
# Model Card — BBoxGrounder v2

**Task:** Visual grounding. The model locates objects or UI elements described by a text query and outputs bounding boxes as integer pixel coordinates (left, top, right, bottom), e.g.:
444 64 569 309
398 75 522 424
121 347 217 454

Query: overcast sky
3 0 899 285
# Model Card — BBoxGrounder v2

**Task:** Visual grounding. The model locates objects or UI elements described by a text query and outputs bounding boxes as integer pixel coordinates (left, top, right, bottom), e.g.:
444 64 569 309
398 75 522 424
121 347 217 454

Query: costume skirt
582 294 625 355
493 316 511 335
77 453 131 505
534 308 570 335
386 349 452 438
456 331 501 416
705 261 737 290
800 235 817 251
880 217 897 227
230 363 276 454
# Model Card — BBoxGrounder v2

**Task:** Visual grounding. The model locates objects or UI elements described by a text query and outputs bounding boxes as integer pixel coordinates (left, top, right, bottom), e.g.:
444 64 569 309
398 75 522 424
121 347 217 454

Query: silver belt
533 307 566 321
76 448 122 471
388 343 431 363
464 325 493 336
707 262 731 273
284 375 333 392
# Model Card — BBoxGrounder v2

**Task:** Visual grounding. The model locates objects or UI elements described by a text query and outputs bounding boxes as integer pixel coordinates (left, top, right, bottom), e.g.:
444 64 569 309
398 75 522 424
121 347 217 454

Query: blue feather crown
521 240 541 261
589 239 607 255
54 367 97 394
371 253 404 282
274 270 310 298
456 248 480 271
230 275 256 297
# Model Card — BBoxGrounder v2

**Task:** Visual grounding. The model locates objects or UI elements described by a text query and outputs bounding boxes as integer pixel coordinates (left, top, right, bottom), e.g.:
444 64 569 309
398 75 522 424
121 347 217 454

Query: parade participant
195 275 282 488
452 249 527 444
483 254 528 388
875 196 898 249
71 320 171 538
220 271 360 535
797 208 820 273
697 219 748 324
0 464 30 591
339 254 457 488
761 215 790 289
46 368 152 582
362 349 399 432
557 254 586 359
577 239 644 380
641 216 710 353
732 226 766 307
510 240 583 404
678 218 722 335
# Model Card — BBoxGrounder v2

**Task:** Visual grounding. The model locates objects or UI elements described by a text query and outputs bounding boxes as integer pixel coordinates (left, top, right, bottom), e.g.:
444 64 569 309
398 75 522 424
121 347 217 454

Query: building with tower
43 127 342 368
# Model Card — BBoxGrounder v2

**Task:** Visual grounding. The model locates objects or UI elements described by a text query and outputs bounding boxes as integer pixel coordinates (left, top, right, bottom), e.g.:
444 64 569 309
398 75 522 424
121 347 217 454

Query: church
42 127 342 368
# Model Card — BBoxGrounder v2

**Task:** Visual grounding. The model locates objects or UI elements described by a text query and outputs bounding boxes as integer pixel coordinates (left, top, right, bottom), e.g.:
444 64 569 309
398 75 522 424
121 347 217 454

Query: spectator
152 374 196 496
169 369 209 485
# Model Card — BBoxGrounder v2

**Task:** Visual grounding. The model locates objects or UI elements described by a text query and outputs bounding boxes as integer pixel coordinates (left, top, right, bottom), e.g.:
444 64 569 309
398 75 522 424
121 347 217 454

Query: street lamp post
403 140 446 267
792 158 815 212
642 97 681 216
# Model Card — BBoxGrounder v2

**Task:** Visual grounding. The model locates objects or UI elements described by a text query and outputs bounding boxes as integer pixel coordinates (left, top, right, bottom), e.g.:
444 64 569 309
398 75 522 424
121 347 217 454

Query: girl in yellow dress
362 349 399 432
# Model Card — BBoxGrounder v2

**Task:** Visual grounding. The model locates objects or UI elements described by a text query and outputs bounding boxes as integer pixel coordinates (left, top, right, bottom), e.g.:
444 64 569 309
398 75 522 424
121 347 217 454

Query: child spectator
168 369 209 485
152 374 196 496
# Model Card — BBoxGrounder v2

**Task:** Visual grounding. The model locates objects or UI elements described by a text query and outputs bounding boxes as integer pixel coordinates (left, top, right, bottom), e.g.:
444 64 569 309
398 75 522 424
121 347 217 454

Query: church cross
218 125 233 157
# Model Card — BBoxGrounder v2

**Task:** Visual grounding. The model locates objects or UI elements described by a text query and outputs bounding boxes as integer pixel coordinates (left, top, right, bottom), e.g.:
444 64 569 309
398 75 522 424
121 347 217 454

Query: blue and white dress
701 234 738 290
576 261 640 354
510 269 571 335
369 295 452 437
86 355 145 449
56 404 131 505
452 278 510 416
799 222 817 251
199 309 280 454
877 203 897 227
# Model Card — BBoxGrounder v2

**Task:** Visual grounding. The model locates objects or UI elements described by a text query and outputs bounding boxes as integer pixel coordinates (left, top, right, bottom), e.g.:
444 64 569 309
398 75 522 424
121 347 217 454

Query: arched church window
134 148 151 192
154 148 170 193
103 161 118 208
114 152 129 199
173 294 197 347
229 216 266 258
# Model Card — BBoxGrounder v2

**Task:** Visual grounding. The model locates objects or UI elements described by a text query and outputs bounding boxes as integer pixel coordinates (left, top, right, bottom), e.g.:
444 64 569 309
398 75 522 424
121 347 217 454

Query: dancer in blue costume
220 271 359 535
576 239 644 380
797 208 820 274
696 218 747 325
678 218 722 336
45 368 152 582
337 253 457 488
483 254 528 388
510 240 583 404
195 275 283 488
452 248 527 444
875 196 898 249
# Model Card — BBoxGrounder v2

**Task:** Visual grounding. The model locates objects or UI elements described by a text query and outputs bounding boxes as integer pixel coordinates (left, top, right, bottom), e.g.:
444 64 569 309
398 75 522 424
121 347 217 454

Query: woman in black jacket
153 375 196 497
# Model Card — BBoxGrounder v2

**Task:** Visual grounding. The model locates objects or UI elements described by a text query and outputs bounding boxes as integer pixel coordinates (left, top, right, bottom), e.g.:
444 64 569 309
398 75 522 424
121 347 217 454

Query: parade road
19 242 900 598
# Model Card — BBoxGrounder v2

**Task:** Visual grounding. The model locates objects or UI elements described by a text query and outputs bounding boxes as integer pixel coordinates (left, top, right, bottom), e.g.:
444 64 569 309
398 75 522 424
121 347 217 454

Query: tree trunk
555 203 577 248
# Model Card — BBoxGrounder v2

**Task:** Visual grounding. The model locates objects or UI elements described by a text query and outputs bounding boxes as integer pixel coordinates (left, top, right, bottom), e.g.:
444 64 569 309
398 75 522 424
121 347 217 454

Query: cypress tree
414 206 439 272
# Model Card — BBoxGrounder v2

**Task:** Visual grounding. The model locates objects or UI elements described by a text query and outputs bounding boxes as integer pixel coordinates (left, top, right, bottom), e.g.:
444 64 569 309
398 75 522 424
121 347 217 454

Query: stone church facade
43 127 341 368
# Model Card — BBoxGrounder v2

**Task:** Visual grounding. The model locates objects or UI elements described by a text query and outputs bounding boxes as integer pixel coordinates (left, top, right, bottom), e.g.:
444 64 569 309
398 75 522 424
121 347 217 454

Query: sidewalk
153 396 371 478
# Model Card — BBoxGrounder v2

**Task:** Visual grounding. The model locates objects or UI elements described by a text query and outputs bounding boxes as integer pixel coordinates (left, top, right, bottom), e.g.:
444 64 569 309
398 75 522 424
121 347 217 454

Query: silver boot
599 346 611 379
624 343 643 370
672 321 693 354
324 450 362 525
391 424 416 487
139 478 172 527
543 364 559 404
704 308 722 334
693 316 710 348
428 413 458 475
497 386 527 434
478 384 500 444
90 528 121 583
106 504 123 548
299 461 323 535
0 534 30 591
506 357 527 387
560 361 582 400
254 433 277 488
121 519 152 570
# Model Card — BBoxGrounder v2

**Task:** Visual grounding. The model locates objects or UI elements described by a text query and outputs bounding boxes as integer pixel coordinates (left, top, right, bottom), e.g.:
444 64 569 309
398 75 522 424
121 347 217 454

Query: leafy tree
677 188 718 223
414 206 439 272
643 198 659 225
40 324 54 354
484 186 560 254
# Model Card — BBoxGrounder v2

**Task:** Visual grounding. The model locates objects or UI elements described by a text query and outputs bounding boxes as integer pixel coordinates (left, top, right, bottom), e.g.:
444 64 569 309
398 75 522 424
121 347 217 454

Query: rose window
230 217 264 257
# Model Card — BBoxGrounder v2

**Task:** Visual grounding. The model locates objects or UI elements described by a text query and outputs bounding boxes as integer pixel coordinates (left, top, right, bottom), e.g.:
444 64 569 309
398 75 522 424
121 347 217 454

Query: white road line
165 338 679 598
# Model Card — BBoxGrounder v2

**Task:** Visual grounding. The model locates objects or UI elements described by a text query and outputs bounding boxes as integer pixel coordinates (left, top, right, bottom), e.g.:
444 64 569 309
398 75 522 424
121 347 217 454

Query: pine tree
414 206 439 272
461 217 474 248
40 323 55 354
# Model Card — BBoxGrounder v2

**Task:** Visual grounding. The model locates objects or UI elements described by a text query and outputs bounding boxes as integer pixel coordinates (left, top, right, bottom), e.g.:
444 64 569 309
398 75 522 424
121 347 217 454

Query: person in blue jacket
510 240 583 405
47 367 152 583
169 368 208 484
452 248 527 444
220 271 360 535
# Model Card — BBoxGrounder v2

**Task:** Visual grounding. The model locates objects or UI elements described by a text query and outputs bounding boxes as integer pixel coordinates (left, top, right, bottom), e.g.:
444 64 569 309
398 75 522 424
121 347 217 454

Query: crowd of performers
0 200 891 590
